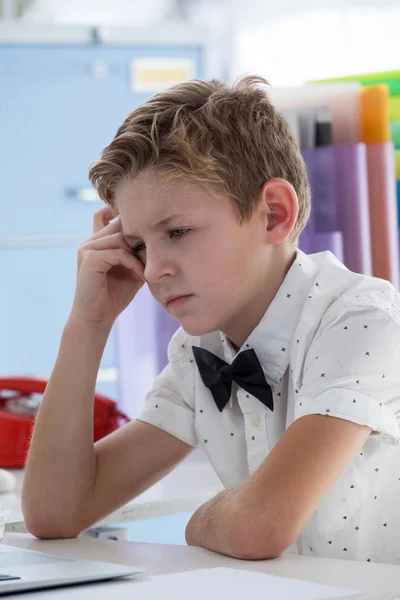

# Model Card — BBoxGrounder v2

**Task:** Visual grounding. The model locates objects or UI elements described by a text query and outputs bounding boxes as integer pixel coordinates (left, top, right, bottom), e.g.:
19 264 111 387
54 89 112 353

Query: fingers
86 206 145 282
87 248 145 281
86 208 123 243
93 205 116 234
81 232 131 253
80 232 144 279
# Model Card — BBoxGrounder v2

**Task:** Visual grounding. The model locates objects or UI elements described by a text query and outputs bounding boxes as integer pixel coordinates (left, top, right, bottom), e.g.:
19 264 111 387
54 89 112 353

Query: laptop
0 543 144 595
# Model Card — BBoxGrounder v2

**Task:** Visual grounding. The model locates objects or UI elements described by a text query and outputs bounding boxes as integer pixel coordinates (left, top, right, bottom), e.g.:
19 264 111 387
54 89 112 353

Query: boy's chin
178 318 219 337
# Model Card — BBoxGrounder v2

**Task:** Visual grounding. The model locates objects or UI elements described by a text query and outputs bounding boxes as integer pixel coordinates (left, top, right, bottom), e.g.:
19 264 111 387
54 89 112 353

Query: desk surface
4 451 223 533
4 533 400 599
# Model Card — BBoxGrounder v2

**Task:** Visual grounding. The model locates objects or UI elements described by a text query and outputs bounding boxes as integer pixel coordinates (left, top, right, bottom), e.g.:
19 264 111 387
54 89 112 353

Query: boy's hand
70 206 145 328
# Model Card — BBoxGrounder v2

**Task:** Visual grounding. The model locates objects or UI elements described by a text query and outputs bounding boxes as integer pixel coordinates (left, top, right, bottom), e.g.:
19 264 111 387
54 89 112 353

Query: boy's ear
258 178 298 244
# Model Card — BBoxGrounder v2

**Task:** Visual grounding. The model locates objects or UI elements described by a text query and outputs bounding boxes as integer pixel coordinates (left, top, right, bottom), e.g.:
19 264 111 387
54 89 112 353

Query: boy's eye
132 229 188 256
169 228 189 239
132 242 146 257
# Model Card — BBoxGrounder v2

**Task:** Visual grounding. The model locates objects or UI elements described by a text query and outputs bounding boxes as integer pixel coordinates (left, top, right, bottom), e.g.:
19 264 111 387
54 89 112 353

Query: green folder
390 96 400 120
391 122 400 149
308 70 400 96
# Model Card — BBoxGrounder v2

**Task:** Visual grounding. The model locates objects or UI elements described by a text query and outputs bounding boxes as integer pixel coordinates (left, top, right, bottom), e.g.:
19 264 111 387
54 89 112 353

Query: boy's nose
143 251 177 283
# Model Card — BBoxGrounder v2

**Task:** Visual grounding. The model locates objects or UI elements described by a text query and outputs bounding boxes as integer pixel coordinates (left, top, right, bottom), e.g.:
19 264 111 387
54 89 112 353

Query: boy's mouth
163 294 193 309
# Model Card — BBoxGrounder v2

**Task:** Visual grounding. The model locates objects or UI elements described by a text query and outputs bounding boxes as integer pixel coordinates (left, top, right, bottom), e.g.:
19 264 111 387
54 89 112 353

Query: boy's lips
162 293 193 306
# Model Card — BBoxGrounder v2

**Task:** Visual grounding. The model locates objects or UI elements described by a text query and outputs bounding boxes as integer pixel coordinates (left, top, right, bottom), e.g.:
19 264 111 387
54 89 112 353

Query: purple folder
333 144 372 276
113 286 158 418
299 228 344 262
302 146 339 234
300 230 344 261
301 144 372 275
113 286 179 417
155 306 179 372
301 146 344 261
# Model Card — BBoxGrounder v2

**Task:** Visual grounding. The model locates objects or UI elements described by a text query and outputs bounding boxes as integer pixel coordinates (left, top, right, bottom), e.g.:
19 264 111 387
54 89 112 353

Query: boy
23 76 400 565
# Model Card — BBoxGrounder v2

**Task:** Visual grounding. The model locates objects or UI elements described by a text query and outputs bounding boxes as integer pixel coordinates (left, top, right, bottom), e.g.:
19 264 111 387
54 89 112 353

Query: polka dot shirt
138 249 400 565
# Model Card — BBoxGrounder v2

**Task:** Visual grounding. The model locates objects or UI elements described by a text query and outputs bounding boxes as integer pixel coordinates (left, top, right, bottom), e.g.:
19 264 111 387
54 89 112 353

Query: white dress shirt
138 249 400 565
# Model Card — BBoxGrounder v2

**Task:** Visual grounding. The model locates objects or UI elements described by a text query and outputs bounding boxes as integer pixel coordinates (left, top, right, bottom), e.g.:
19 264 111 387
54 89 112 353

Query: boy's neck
223 246 297 350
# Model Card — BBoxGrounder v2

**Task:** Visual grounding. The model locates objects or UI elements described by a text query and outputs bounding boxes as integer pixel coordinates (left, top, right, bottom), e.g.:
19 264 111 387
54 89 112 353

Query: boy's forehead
117 182 196 224
115 174 227 226
116 174 199 209
115 177 207 241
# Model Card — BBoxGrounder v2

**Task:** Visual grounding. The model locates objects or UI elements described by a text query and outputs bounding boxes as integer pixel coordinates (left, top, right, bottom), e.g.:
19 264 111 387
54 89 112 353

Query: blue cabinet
0 41 204 399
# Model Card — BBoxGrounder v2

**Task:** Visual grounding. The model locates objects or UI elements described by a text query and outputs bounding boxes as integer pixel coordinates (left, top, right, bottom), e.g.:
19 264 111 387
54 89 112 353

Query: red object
0 376 129 468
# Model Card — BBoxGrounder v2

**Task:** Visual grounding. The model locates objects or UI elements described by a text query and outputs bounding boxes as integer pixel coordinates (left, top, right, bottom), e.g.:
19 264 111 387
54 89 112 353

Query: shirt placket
238 388 269 475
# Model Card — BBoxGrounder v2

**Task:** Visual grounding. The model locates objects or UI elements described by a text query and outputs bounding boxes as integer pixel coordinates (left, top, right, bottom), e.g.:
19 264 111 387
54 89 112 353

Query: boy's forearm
22 315 112 538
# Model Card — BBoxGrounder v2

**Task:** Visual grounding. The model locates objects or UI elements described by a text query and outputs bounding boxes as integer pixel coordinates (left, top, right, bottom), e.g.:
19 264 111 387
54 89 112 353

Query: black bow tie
192 346 274 413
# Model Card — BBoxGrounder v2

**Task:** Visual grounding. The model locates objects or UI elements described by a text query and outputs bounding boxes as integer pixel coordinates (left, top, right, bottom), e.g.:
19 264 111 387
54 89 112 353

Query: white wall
18 0 400 85
233 5 400 86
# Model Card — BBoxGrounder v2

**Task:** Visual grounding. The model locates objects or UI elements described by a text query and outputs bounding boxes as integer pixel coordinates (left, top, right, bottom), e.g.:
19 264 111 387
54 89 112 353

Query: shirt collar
220 249 319 388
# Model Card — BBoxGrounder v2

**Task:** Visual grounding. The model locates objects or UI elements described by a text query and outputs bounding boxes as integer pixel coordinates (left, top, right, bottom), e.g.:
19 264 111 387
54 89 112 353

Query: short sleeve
295 298 400 444
137 327 199 447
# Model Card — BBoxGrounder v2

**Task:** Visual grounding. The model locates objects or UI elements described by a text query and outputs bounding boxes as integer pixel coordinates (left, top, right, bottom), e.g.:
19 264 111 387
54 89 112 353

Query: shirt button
251 413 261 428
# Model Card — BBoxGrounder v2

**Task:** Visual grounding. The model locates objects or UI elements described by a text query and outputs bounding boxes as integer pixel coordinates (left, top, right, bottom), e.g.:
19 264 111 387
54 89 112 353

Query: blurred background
1 0 400 545
2 0 400 411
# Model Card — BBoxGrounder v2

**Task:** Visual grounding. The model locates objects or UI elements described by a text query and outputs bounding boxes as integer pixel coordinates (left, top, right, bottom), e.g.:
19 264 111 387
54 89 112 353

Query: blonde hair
89 75 310 241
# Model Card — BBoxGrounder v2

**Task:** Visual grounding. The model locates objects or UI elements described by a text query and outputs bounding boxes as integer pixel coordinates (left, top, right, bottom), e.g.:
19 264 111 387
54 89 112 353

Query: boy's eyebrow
124 213 186 241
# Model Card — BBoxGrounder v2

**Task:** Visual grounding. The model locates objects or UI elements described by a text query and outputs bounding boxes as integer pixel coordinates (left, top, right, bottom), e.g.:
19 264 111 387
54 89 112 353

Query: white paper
30 566 363 599
121 568 362 600
0 506 11 542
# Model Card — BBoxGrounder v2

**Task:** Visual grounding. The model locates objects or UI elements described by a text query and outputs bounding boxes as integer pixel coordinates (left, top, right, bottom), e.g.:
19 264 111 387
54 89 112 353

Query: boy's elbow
23 504 82 540
229 530 286 561
22 490 88 540
24 514 80 540
227 514 295 561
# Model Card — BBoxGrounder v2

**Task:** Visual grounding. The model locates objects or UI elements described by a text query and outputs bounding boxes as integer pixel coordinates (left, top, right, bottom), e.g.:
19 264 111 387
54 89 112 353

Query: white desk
3 451 223 534
4 532 400 599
